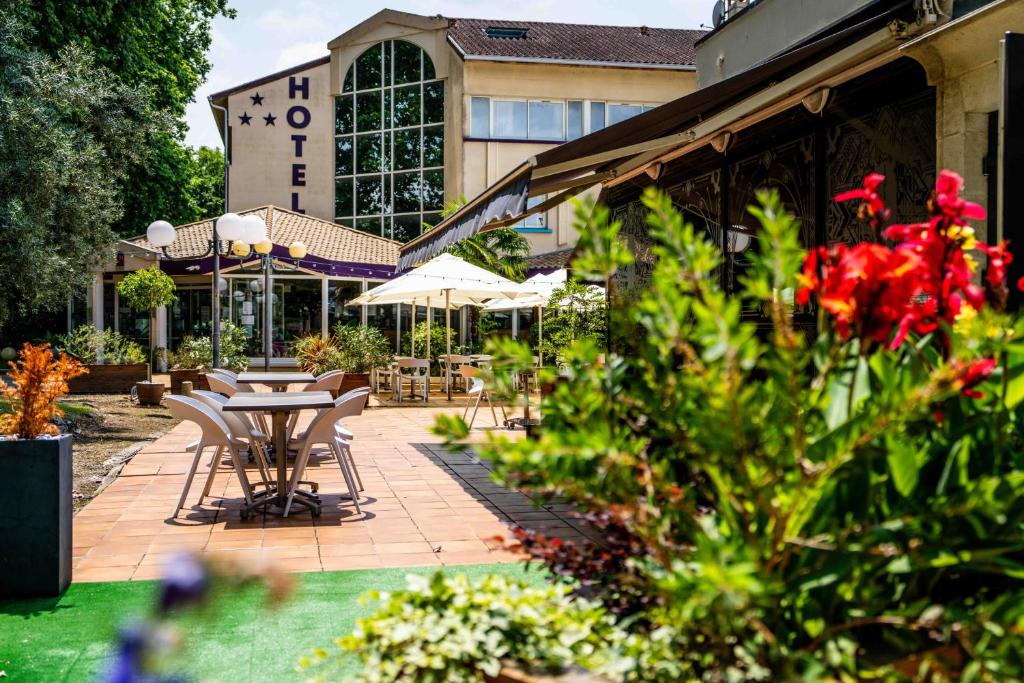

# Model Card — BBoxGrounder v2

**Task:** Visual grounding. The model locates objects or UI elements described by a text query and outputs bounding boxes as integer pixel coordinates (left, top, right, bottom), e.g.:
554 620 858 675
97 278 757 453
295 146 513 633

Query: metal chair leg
173 444 205 518
332 440 362 515
199 445 224 503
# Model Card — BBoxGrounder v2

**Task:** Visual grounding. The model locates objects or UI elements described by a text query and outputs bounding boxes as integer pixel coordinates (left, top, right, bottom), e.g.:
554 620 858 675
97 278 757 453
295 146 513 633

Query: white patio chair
165 395 254 518
206 372 268 434
394 358 429 402
461 365 505 429
211 368 239 380
287 371 347 439
283 392 367 517
439 354 473 393
191 390 272 488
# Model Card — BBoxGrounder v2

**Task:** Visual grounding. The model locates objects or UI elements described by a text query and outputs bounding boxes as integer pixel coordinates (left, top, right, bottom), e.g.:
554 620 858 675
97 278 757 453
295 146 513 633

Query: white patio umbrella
348 253 534 399
481 270 603 355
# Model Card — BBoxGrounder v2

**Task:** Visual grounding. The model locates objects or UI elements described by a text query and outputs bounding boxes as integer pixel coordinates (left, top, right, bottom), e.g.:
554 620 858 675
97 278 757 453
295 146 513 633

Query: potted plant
169 322 249 393
294 334 345 394
0 343 86 597
117 266 176 404
58 324 149 393
334 323 393 393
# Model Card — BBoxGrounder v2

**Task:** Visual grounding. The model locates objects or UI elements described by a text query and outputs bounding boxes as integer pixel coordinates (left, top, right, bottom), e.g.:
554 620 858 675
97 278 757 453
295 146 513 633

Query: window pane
423 212 441 229
356 176 383 215
422 52 435 80
422 169 444 211
393 214 422 243
524 196 546 228
608 104 643 125
334 178 353 217
329 280 362 328
589 102 605 132
334 136 353 176
393 172 420 213
493 100 527 139
393 129 421 171
355 45 382 90
393 40 421 84
356 91 381 132
381 172 393 214
643 104 657 112
383 40 392 87
356 133 383 174
423 125 443 168
423 81 444 124
382 131 392 172
356 217 382 235
567 100 583 141
470 97 490 138
393 84 420 128
343 66 354 93
528 101 564 140
335 96 353 134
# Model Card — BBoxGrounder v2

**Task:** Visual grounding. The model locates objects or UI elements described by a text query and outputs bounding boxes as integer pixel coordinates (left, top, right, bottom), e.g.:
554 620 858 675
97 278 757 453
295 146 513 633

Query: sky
185 0 718 149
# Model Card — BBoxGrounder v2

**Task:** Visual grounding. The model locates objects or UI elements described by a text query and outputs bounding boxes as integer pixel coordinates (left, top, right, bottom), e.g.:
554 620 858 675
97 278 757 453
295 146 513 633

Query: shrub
0 343 86 439
300 572 620 683
58 325 146 365
171 321 249 372
293 334 343 376
333 324 392 373
537 279 607 365
400 320 456 359
425 172 1024 679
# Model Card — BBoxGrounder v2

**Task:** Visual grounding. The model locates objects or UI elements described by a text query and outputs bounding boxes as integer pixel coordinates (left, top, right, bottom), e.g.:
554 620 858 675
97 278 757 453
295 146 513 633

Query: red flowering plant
361 172 1024 682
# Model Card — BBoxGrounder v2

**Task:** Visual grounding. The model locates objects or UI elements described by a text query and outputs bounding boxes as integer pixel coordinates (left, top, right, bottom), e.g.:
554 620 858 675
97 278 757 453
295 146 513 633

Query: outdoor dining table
223 390 334 518
236 371 315 392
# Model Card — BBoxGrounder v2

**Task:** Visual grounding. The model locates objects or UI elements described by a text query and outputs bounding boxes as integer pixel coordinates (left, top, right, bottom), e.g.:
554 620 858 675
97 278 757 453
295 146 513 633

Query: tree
536 279 607 364
186 146 225 219
427 196 531 281
0 11 171 332
18 0 235 234
117 266 177 379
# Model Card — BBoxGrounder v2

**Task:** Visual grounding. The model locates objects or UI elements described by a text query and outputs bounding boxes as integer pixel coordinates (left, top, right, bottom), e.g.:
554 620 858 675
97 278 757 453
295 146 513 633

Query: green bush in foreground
300 572 618 683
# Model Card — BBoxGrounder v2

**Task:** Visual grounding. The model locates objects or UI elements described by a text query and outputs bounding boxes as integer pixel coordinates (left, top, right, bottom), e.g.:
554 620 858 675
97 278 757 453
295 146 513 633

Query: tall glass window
335 40 444 242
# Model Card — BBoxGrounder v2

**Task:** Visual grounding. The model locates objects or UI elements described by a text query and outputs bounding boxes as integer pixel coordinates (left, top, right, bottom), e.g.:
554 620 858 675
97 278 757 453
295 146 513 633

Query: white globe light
217 277 228 291
255 294 264 303
288 241 307 259
243 215 267 245
216 213 245 242
233 291 245 301
146 220 176 248
0 347 16 361
249 279 264 293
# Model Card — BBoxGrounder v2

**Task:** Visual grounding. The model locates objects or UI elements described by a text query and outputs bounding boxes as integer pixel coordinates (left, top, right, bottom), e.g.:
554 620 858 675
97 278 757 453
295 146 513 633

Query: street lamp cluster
145 212 308 371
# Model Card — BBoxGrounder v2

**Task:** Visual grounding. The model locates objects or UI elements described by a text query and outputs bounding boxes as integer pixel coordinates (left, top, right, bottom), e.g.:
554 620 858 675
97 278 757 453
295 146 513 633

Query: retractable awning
397 0 914 271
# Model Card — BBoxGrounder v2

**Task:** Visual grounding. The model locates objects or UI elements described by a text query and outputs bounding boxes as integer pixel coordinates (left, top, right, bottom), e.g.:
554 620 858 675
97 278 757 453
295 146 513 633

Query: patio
71 400 594 582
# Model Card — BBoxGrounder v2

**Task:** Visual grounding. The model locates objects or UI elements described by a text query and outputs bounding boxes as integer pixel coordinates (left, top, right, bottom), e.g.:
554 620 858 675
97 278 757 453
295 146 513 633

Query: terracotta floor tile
321 555 383 571
373 541 435 555
379 552 442 567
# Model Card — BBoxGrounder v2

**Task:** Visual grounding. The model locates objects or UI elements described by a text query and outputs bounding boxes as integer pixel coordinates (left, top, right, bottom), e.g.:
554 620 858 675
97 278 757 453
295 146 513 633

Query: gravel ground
58 394 181 512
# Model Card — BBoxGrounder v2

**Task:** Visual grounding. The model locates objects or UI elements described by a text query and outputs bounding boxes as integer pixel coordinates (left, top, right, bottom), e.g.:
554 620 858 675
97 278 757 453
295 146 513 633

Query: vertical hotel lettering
288 76 310 214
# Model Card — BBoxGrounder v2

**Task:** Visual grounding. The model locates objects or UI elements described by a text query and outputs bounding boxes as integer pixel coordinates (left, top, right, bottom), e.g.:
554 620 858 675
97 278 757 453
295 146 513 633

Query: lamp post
146 212 247 369
229 216 307 371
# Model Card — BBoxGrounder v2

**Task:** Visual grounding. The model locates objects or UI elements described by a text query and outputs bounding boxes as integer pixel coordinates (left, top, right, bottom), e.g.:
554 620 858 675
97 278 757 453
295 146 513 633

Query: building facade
209 10 703 259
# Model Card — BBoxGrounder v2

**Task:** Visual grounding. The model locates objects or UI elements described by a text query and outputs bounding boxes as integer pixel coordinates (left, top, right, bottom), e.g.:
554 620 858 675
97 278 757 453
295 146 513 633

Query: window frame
466 97 659 141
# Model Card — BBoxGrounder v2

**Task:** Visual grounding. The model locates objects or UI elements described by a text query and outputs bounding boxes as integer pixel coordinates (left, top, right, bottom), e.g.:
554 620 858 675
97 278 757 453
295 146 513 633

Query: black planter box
0 434 73 598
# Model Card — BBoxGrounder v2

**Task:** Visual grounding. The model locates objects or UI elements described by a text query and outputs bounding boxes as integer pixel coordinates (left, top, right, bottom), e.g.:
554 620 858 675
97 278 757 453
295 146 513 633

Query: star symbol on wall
263 113 277 126
239 112 252 125
250 92 264 106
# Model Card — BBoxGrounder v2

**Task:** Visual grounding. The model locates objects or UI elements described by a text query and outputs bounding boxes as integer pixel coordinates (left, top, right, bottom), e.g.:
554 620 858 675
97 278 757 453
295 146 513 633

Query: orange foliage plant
0 343 87 439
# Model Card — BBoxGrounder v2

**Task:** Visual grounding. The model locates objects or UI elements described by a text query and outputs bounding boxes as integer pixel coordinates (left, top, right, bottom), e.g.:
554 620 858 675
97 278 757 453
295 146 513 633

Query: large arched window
334 40 444 242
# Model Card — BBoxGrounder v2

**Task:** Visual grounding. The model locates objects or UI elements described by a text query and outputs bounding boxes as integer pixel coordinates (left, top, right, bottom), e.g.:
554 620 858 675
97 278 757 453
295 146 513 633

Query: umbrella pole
427 297 432 362
538 306 543 365
445 289 452 401
410 299 415 357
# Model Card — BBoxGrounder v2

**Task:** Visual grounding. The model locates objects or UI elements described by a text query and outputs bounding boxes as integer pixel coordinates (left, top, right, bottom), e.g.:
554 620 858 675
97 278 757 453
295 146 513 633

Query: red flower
836 173 890 228
810 242 925 348
979 241 1013 289
934 170 986 224
955 358 997 399
796 246 823 306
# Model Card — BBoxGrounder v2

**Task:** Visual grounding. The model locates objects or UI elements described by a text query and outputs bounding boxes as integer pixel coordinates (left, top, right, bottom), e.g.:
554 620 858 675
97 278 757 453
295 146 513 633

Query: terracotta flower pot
134 381 165 406
339 372 371 396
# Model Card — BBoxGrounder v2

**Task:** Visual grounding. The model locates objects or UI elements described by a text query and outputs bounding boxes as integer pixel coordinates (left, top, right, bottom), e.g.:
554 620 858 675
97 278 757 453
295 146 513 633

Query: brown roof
128 207 399 266
447 18 704 67
527 248 574 272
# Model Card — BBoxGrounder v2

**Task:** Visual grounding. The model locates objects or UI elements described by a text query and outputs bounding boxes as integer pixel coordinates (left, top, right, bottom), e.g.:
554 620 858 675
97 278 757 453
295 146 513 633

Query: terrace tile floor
72 397 596 582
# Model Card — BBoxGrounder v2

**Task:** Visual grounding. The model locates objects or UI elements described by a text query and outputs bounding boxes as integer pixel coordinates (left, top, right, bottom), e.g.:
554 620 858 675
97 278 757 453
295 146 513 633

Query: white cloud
274 41 330 71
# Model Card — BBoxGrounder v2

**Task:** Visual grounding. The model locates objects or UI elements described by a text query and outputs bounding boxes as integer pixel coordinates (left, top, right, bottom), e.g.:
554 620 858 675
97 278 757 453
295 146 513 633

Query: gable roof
447 18 704 68
127 207 400 266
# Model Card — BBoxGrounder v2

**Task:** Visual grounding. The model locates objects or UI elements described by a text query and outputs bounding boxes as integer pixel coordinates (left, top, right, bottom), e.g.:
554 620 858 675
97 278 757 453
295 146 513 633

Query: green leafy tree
118 266 176 379
537 279 607 365
426 196 531 281
0 11 171 333
186 146 225 219
18 0 235 233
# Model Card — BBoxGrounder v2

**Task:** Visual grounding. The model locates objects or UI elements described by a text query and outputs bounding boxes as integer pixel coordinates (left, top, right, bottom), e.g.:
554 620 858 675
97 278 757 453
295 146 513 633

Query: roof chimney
640 25 649 36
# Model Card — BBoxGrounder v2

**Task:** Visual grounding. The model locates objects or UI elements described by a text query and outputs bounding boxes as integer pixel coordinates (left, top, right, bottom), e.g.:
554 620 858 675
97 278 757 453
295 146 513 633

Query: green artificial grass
0 563 549 682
